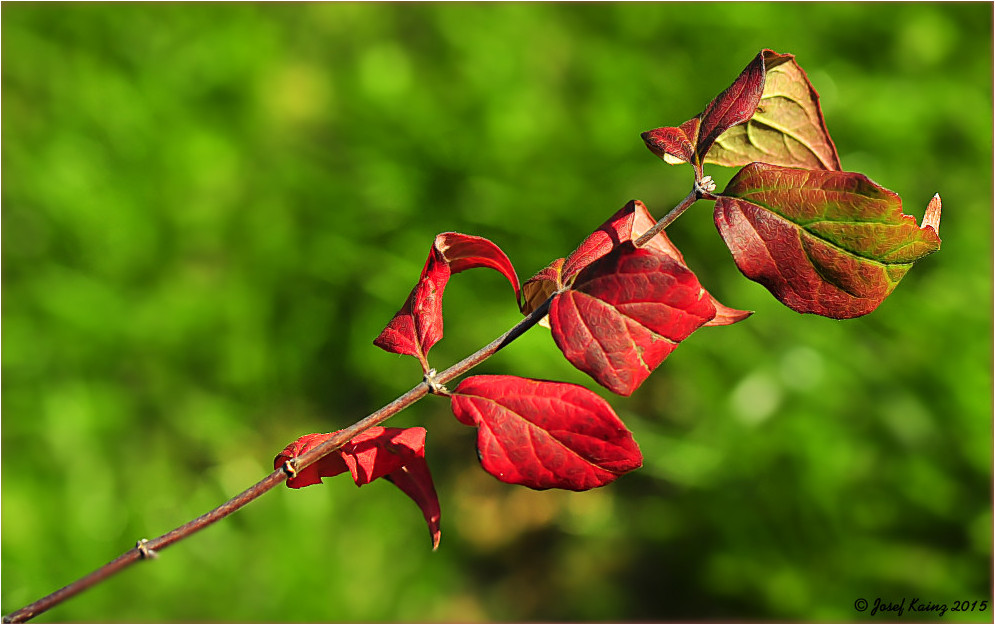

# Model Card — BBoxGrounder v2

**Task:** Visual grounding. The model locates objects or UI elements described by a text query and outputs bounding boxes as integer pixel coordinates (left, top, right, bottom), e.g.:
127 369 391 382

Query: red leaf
561 203 640 283
374 233 520 370
714 163 942 318
550 242 716 396
451 375 642 491
373 250 449 371
642 51 765 174
520 200 653 318
274 426 442 549
520 199 750 331
519 201 647 319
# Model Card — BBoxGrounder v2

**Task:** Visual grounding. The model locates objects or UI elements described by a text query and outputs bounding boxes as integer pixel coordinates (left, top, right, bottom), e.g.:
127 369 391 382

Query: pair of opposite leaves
273 373 642 550
276 49 942 548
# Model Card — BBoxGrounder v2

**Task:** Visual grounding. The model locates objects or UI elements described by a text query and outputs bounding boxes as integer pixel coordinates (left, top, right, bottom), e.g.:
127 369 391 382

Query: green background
3 3 991 622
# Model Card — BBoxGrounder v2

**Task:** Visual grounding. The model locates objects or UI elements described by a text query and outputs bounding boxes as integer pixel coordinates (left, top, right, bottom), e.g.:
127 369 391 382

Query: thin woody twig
632 189 698 248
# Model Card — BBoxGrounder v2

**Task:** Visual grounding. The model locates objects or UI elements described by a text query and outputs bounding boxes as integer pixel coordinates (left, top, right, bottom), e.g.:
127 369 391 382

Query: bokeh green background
3 3 991 622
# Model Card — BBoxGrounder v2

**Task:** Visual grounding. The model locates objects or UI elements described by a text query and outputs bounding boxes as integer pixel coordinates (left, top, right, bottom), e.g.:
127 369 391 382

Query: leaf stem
1 296 553 624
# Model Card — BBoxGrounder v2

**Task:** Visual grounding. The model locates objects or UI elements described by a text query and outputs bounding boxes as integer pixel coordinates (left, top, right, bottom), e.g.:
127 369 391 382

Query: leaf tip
705 299 754 327
922 193 941 236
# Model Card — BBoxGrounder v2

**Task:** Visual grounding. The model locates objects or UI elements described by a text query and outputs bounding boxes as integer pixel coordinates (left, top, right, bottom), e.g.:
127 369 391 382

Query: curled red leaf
519 201 646 320
374 232 520 371
520 258 563 328
696 51 767 166
437 232 521 291
714 163 941 318
451 375 642 491
274 426 441 549
520 201 651 318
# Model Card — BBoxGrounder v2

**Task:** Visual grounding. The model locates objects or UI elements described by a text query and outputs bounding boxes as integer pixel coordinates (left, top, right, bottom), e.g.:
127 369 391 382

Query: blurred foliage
2 3 991 622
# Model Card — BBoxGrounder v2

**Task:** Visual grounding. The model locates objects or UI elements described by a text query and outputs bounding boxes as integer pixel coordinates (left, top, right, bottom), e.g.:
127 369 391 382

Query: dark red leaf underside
274 426 441 549
451 375 642 491
696 51 767 164
715 163 941 318
374 232 520 370
550 242 716 396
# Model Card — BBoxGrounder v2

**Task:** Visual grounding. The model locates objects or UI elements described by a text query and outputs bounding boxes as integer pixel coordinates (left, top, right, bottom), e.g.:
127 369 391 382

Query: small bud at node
136 539 159 560
696 175 717 195
423 369 450 396
281 459 298 479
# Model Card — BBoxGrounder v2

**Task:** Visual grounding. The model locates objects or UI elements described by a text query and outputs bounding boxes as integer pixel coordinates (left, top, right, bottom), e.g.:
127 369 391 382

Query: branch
2 297 553 624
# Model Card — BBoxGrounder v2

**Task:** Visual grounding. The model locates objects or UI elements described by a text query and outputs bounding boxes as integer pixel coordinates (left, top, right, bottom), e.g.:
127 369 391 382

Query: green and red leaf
643 49 841 173
275 426 441 549
707 50 841 171
714 163 941 318
374 233 520 371
450 375 642 490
